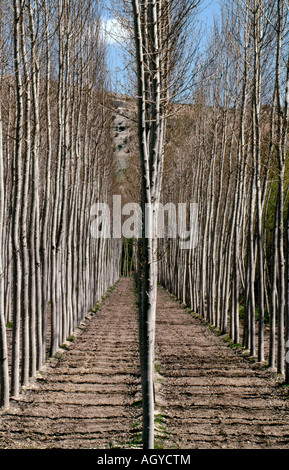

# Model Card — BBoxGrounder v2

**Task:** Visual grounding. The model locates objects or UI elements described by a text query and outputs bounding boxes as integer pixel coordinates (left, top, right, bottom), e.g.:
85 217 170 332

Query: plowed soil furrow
155 285 289 449
2 278 289 450
0 278 141 449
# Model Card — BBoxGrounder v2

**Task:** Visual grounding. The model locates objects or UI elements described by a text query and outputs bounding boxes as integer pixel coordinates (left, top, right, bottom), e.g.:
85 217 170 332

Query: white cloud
101 18 129 45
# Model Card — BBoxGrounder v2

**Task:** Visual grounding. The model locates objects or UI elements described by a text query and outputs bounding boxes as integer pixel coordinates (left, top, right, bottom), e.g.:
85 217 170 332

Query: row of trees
159 0 289 382
0 0 121 409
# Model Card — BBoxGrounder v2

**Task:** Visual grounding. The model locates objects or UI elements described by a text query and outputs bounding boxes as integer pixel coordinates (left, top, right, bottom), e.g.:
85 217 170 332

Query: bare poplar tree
0 103 9 408
131 0 200 449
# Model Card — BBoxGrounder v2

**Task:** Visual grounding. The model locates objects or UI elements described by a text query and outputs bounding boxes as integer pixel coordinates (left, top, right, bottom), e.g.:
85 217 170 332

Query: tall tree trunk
0 103 9 408
11 0 24 397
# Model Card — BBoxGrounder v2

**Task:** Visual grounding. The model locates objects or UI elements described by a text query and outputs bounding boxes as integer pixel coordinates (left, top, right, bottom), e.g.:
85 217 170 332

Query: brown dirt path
2 278 289 450
155 285 289 449
0 278 141 449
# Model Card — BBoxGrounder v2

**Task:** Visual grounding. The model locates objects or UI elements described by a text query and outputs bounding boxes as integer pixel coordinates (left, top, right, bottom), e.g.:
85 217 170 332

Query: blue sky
199 0 221 26
103 0 221 93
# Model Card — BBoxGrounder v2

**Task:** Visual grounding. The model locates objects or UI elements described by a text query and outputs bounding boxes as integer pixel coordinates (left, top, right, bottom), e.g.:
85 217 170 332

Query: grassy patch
154 411 169 449
132 399 142 408
155 414 165 425
107 285 116 293
54 351 62 359
209 325 218 332
90 305 99 314
229 342 243 350
129 432 143 447
154 437 166 449
155 362 163 375
130 421 141 429
184 307 193 313
223 334 231 343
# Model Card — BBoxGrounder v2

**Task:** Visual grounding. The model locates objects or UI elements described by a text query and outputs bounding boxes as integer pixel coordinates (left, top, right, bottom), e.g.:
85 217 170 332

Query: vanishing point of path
1 277 289 449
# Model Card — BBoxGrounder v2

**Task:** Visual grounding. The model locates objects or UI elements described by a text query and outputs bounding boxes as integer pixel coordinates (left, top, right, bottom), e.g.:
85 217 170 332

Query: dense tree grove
2 0 289 451
159 0 289 382
0 0 121 409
